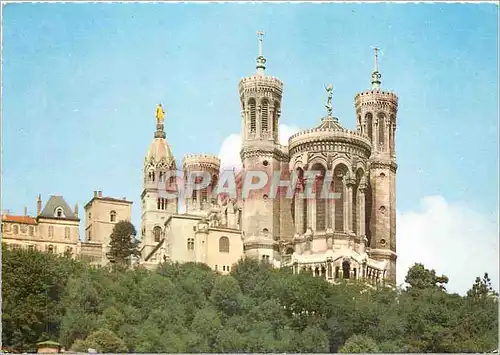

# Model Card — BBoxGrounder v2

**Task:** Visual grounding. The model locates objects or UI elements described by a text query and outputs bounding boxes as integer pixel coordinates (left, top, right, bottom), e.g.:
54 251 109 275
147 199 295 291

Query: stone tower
239 31 286 264
354 48 398 282
183 154 220 215
140 105 178 259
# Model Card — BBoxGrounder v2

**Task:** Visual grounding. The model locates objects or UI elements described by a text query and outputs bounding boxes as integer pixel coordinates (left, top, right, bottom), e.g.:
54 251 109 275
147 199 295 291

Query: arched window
110 210 117 222
365 113 373 141
12 225 19 234
153 226 162 242
333 165 348 232
378 113 385 149
47 245 54 254
219 236 230 253
55 207 64 218
261 99 269 133
65 227 70 239
249 99 256 133
342 259 351 279
312 163 326 231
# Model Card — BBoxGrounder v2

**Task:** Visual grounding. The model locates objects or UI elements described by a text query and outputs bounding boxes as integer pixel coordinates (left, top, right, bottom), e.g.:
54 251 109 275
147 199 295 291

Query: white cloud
397 195 499 295
218 124 300 170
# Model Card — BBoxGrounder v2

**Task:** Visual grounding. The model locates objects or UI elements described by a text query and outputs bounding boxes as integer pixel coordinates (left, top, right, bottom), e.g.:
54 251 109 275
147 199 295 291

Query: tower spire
256 30 266 75
371 46 382 90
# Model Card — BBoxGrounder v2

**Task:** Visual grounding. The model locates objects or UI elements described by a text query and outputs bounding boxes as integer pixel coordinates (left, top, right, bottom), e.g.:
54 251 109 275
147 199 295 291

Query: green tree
405 263 449 291
339 334 380 353
84 328 127 353
107 221 140 266
466 273 499 300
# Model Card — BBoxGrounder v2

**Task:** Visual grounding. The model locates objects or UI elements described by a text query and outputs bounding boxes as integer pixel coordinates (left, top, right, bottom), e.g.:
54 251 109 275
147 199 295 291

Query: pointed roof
38 195 79 221
316 116 344 131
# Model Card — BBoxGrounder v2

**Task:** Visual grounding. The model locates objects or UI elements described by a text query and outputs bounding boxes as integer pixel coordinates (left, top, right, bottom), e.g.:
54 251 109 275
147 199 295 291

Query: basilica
138 34 398 284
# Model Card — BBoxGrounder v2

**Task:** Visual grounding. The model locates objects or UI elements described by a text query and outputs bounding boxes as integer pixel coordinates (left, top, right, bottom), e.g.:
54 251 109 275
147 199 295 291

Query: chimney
37 194 42 215
122 197 126 201
74 203 79 217
93 191 97 197
98 191 102 198
24 206 27 216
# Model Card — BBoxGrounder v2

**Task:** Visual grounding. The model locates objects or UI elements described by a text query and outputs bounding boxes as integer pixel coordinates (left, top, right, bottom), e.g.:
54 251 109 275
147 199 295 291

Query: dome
145 137 175 167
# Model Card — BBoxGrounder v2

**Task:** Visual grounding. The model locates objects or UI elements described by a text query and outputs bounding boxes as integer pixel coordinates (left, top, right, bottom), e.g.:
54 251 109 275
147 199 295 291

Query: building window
64 227 70 239
222 266 226 271
262 255 270 263
327 263 333 278
20 224 27 233
13 225 19 234
29 226 34 236
219 236 229 253
110 210 117 222
47 245 54 254
187 238 195 251
55 207 64 218
28 245 35 251
89 212 92 220
261 99 269 133
249 98 256 133
88 230 92 241
227 265 230 271
342 260 351 279
48 226 54 238
214 265 218 271
335 266 340 279
153 226 162 242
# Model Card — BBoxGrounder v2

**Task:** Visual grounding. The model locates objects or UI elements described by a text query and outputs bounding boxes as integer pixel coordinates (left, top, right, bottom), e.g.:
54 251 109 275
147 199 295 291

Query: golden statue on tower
155 103 165 124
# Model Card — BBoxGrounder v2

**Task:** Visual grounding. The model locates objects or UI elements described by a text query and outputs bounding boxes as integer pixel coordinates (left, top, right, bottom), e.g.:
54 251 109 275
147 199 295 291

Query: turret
354 48 398 283
183 154 220 215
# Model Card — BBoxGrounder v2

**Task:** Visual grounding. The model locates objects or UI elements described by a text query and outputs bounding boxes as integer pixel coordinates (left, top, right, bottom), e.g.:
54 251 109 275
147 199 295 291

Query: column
295 194 303 234
373 117 379 149
343 177 349 232
346 178 355 233
359 184 367 236
307 177 314 231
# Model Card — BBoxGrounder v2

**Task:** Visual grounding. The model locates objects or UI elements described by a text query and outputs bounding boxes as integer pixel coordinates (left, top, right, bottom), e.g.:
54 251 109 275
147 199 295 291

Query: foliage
106 220 140 266
2 247 498 353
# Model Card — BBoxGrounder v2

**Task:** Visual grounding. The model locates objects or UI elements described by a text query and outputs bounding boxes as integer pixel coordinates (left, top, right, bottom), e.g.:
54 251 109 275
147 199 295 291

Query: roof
146 137 175 165
84 196 133 209
1 215 37 225
38 195 79 221
315 116 344 130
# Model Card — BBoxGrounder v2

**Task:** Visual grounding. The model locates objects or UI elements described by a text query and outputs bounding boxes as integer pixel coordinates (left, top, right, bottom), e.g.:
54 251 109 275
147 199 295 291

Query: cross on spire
256 30 267 74
373 46 380 72
370 46 382 90
257 30 264 56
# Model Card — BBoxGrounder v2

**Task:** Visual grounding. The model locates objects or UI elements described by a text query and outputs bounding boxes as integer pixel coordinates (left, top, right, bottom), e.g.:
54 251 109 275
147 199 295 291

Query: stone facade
2 195 80 257
139 38 398 284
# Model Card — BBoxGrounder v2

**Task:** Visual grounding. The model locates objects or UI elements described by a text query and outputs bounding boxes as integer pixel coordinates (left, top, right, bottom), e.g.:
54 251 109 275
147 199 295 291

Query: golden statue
155 104 165 124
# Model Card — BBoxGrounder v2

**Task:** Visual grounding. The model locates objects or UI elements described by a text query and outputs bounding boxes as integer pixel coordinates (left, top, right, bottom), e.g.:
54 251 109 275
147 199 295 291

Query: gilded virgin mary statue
156 104 165 124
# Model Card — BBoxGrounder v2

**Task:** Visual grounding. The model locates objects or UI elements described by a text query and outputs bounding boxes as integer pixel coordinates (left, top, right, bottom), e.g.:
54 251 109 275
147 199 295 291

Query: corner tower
140 104 178 259
354 48 398 283
239 31 285 264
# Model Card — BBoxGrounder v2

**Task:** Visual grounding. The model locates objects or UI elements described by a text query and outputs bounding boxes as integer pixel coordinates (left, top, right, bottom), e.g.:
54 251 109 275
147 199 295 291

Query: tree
83 328 127 353
107 221 140 266
405 263 449 291
339 334 380 353
467 273 499 300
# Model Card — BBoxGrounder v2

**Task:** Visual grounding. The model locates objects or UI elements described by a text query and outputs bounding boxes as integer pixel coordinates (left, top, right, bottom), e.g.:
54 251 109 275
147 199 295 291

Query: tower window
219 236 230 253
261 99 269 133
153 226 162 242
249 99 256 133
187 238 195 250
263 160 269 166
110 210 117 222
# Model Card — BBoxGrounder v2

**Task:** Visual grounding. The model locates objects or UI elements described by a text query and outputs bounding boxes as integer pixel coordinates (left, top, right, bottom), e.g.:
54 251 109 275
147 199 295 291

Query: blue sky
2 3 498 294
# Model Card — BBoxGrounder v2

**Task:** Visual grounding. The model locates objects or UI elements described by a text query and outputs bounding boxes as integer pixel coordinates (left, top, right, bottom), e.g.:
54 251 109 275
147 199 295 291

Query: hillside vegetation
2 245 498 353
